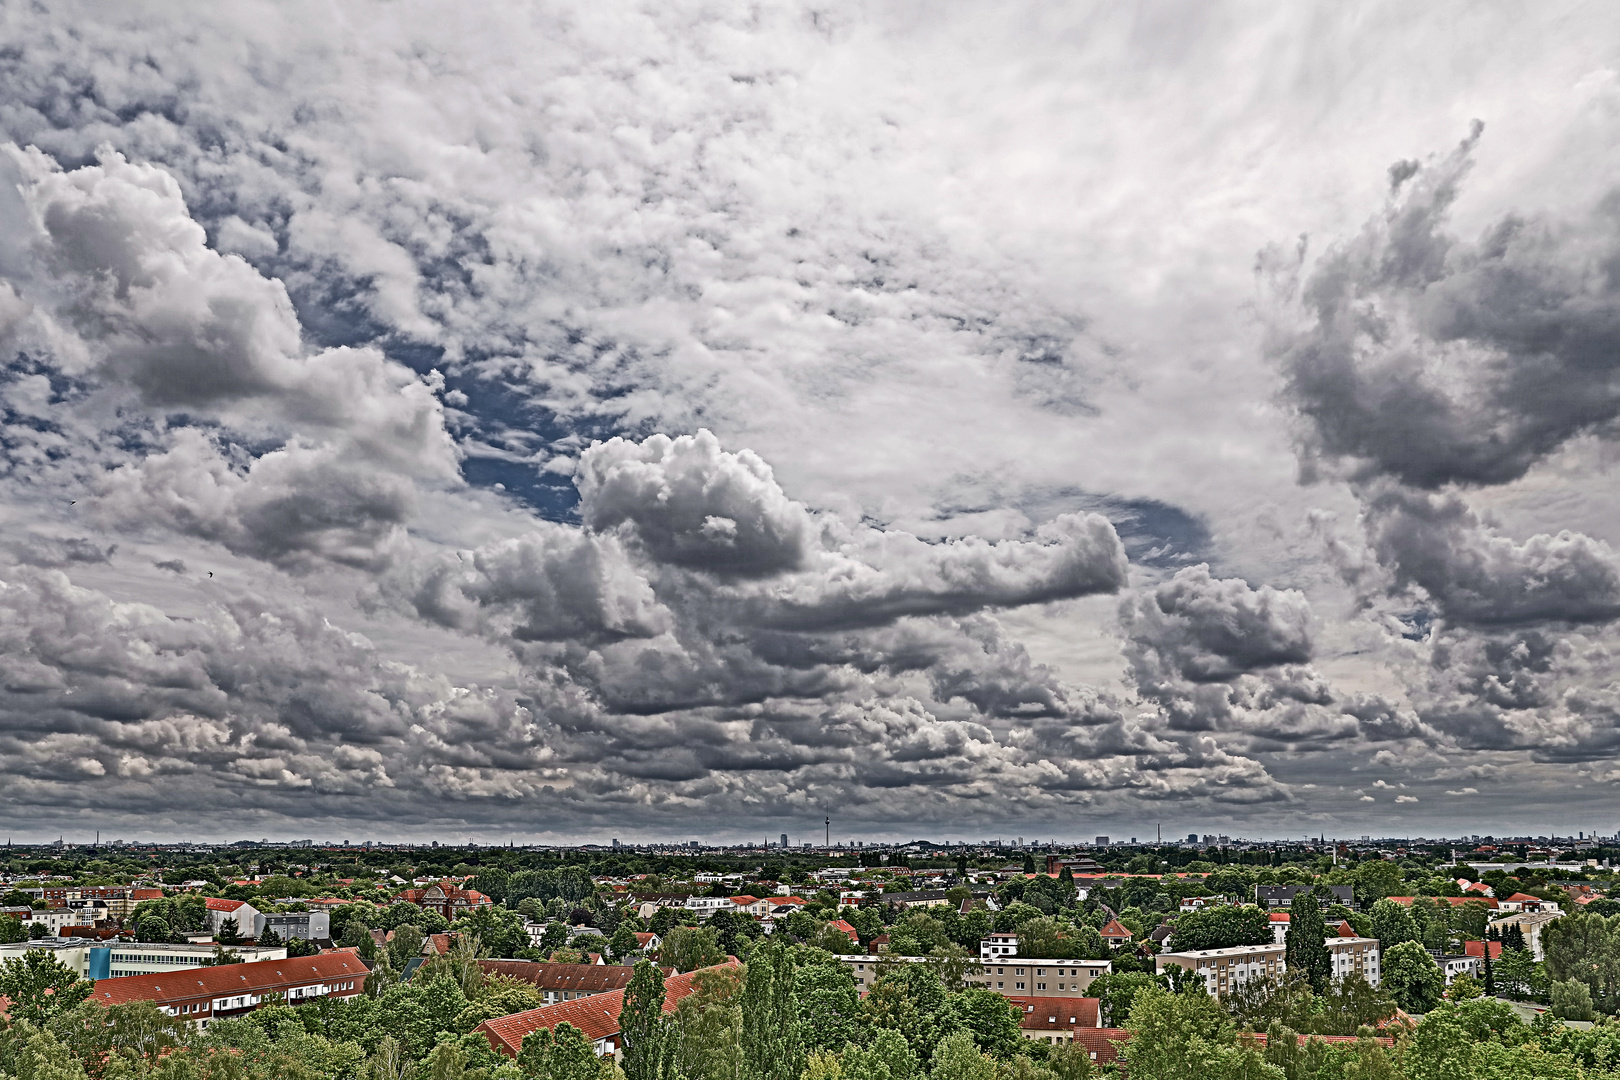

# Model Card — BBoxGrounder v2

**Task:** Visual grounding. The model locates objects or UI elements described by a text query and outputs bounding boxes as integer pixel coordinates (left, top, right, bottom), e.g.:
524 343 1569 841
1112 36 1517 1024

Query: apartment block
1155 943 1286 994
89 953 368 1029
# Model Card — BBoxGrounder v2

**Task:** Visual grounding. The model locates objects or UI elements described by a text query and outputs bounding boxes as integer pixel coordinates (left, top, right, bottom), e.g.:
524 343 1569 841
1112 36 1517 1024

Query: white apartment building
981 932 1020 961
0 939 285 979
1156 943 1286 994
1325 937 1381 986
260 911 329 942
1434 954 1482 985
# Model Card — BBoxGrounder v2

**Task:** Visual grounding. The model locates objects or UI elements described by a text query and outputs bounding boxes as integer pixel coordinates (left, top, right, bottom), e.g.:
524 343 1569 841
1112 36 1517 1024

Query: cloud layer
3 1 1620 839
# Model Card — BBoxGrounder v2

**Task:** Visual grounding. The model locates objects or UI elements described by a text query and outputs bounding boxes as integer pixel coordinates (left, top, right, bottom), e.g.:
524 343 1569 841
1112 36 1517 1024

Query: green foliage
661 925 725 973
451 906 528 959
1122 983 1281 1080
217 915 243 945
1548 978 1595 1022
741 939 803 1080
1368 900 1418 953
0 914 28 944
619 958 671 1080
1165 906 1272 953
796 959 865 1052
1381 941 1444 1014
1283 890 1330 993
671 964 744 1080
0 951 94 1026
517 1022 607 1080
947 988 1021 1060
928 1031 994 1080
1086 971 1162 1028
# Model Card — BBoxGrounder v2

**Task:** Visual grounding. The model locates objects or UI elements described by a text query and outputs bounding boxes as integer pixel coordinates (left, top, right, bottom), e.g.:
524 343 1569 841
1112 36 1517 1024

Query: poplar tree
740 941 803 1080
1284 888 1331 992
619 958 670 1080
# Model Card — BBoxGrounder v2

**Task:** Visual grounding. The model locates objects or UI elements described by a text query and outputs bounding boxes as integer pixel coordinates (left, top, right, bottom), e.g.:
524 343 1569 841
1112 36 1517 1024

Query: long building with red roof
476 959 740 1058
91 953 368 1029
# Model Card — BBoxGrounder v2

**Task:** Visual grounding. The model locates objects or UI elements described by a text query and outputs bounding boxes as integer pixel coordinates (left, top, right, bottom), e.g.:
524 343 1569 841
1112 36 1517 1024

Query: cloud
1275 123 1620 491
1446 787 1479 796
1394 795 1418 803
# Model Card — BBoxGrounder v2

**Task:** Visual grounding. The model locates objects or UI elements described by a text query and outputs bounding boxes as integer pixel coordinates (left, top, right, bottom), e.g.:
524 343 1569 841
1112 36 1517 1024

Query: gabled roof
205 898 247 912
1503 893 1543 904
475 959 741 1056
92 954 368 1007
1011 996 1100 1031
827 920 859 940
476 960 640 995
1463 940 1503 960
1269 913 1290 923
1098 920 1131 939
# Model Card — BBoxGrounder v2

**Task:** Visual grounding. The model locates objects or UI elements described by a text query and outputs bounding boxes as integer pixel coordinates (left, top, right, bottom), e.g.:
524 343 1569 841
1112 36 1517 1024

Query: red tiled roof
729 896 761 905
1269 913 1290 923
1099 920 1131 940
92 954 368 1007
827 919 859 941
1504 893 1543 904
205 898 246 912
633 933 659 946
131 889 164 901
1463 940 1504 960
1011 996 1100 1031
1070 1029 1129 1064
475 959 741 1057
477 961 639 995
1386 896 1497 909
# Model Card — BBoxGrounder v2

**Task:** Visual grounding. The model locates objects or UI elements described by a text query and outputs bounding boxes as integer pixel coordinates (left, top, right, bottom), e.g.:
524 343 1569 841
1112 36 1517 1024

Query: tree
257 924 283 948
609 922 643 963
796 960 864 1052
928 1031 995 1080
1494 946 1537 1001
217 915 243 945
620 959 672 1080
1084 971 1161 1028
1353 860 1404 908
1542 909 1618 1008
518 1023 607 1080
672 965 745 1080
540 921 569 955
0 950 94 1025
1368 899 1418 952
660 926 724 973
946 987 1021 1060
1165 907 1271 953
1122 983 1282 1080
1283 891 1330 993
1381 940 1445 1013
389 924 425 967
452 905 528 958
0 914 24 944
740 940 802 1080
1550 978 1595 1021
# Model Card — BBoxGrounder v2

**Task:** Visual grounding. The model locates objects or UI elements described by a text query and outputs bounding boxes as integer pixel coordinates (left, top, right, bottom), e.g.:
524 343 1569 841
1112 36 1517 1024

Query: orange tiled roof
476 961 639 995
475 959 740 1057
205 898 246 912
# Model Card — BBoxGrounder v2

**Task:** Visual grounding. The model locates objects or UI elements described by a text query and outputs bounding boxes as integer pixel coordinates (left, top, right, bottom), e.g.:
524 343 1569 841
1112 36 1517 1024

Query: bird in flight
207 571 213 578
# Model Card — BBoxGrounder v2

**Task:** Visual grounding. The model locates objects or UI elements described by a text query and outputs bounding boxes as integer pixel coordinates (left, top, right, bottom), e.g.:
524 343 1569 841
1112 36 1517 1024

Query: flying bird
207 571 213 578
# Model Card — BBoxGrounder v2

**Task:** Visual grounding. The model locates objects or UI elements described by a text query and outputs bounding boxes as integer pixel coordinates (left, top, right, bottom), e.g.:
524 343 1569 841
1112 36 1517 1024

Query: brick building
90 953 368 1029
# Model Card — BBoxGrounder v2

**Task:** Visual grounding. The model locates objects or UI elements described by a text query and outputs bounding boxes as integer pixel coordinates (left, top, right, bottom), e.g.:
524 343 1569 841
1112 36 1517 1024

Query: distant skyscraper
1095 836 1109 847
781 833 789 848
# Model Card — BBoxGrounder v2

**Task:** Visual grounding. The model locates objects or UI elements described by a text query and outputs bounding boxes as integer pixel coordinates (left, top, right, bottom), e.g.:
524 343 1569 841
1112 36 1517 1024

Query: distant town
0 832 1613 1078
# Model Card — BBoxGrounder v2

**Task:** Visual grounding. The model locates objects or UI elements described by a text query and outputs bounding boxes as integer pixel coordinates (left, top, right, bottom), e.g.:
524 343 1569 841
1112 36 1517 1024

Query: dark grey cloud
1277 122 1620 490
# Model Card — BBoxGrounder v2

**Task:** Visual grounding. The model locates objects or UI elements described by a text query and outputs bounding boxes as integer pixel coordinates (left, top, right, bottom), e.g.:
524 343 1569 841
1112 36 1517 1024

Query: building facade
1155 943 1287 994
393 883 493 922
89 953 368 1029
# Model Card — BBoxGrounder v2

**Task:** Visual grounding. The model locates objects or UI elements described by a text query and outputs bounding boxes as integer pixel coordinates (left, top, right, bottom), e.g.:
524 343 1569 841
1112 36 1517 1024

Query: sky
2 0 1620 845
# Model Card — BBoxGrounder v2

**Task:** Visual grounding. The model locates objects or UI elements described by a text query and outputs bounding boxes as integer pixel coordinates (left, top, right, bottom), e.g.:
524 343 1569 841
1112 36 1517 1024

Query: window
1016 982 1025 990
997 982 1004 989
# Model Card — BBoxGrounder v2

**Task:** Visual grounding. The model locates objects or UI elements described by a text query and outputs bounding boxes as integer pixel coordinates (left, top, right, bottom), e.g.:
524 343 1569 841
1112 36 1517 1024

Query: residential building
683 896 732 916
89 953 368 1029
1178 897 1219 912
1463 940 1503 962
836 953 933 992
1432 953 1481 985
1488 911 1563 961
980 932 1020 961
1254 886 1354 909
1269 912 1289 944
16 887 163 920
475 960 640 1004
1098 919 1133 946
393 883 493 922
969 958 1111 997
1324 937 1381 986
204 898 264 939
873 890 955 909
1496 893 1559 914
1156 943 1287 994
475 959 742 1059
1011 996 1101 1045
261 911 330 943
728 896 773 916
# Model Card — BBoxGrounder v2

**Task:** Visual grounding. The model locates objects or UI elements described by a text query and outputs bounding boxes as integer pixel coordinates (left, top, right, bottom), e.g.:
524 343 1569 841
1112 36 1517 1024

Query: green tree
671 965 744 1080
0 951 94 1026
946 987 1021 1060
1353 861 1404 908
133 915 172 944
256 924 282 948
1494 946 1537 1000
740 940 802 1080
452 905 528 958
1283 890 1330 993
389 924 425 967
609 922 643 963
217 915 242 945
1549 978 1595 1021
620 959 672 1080
1086 971 1161 1028
0 914 25 944
1165 907 1271 953
1367 900 1417 953
928 1031 995 1080
661 926 724 973
796 960 864 1052
1122 983 1282 1080
1381 940 1444 1014
517 1023 607 1080
1542 909 1618 1008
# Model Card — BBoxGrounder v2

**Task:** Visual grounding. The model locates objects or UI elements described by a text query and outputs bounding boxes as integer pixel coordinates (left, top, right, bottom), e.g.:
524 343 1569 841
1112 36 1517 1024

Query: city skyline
3 4 1620 841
